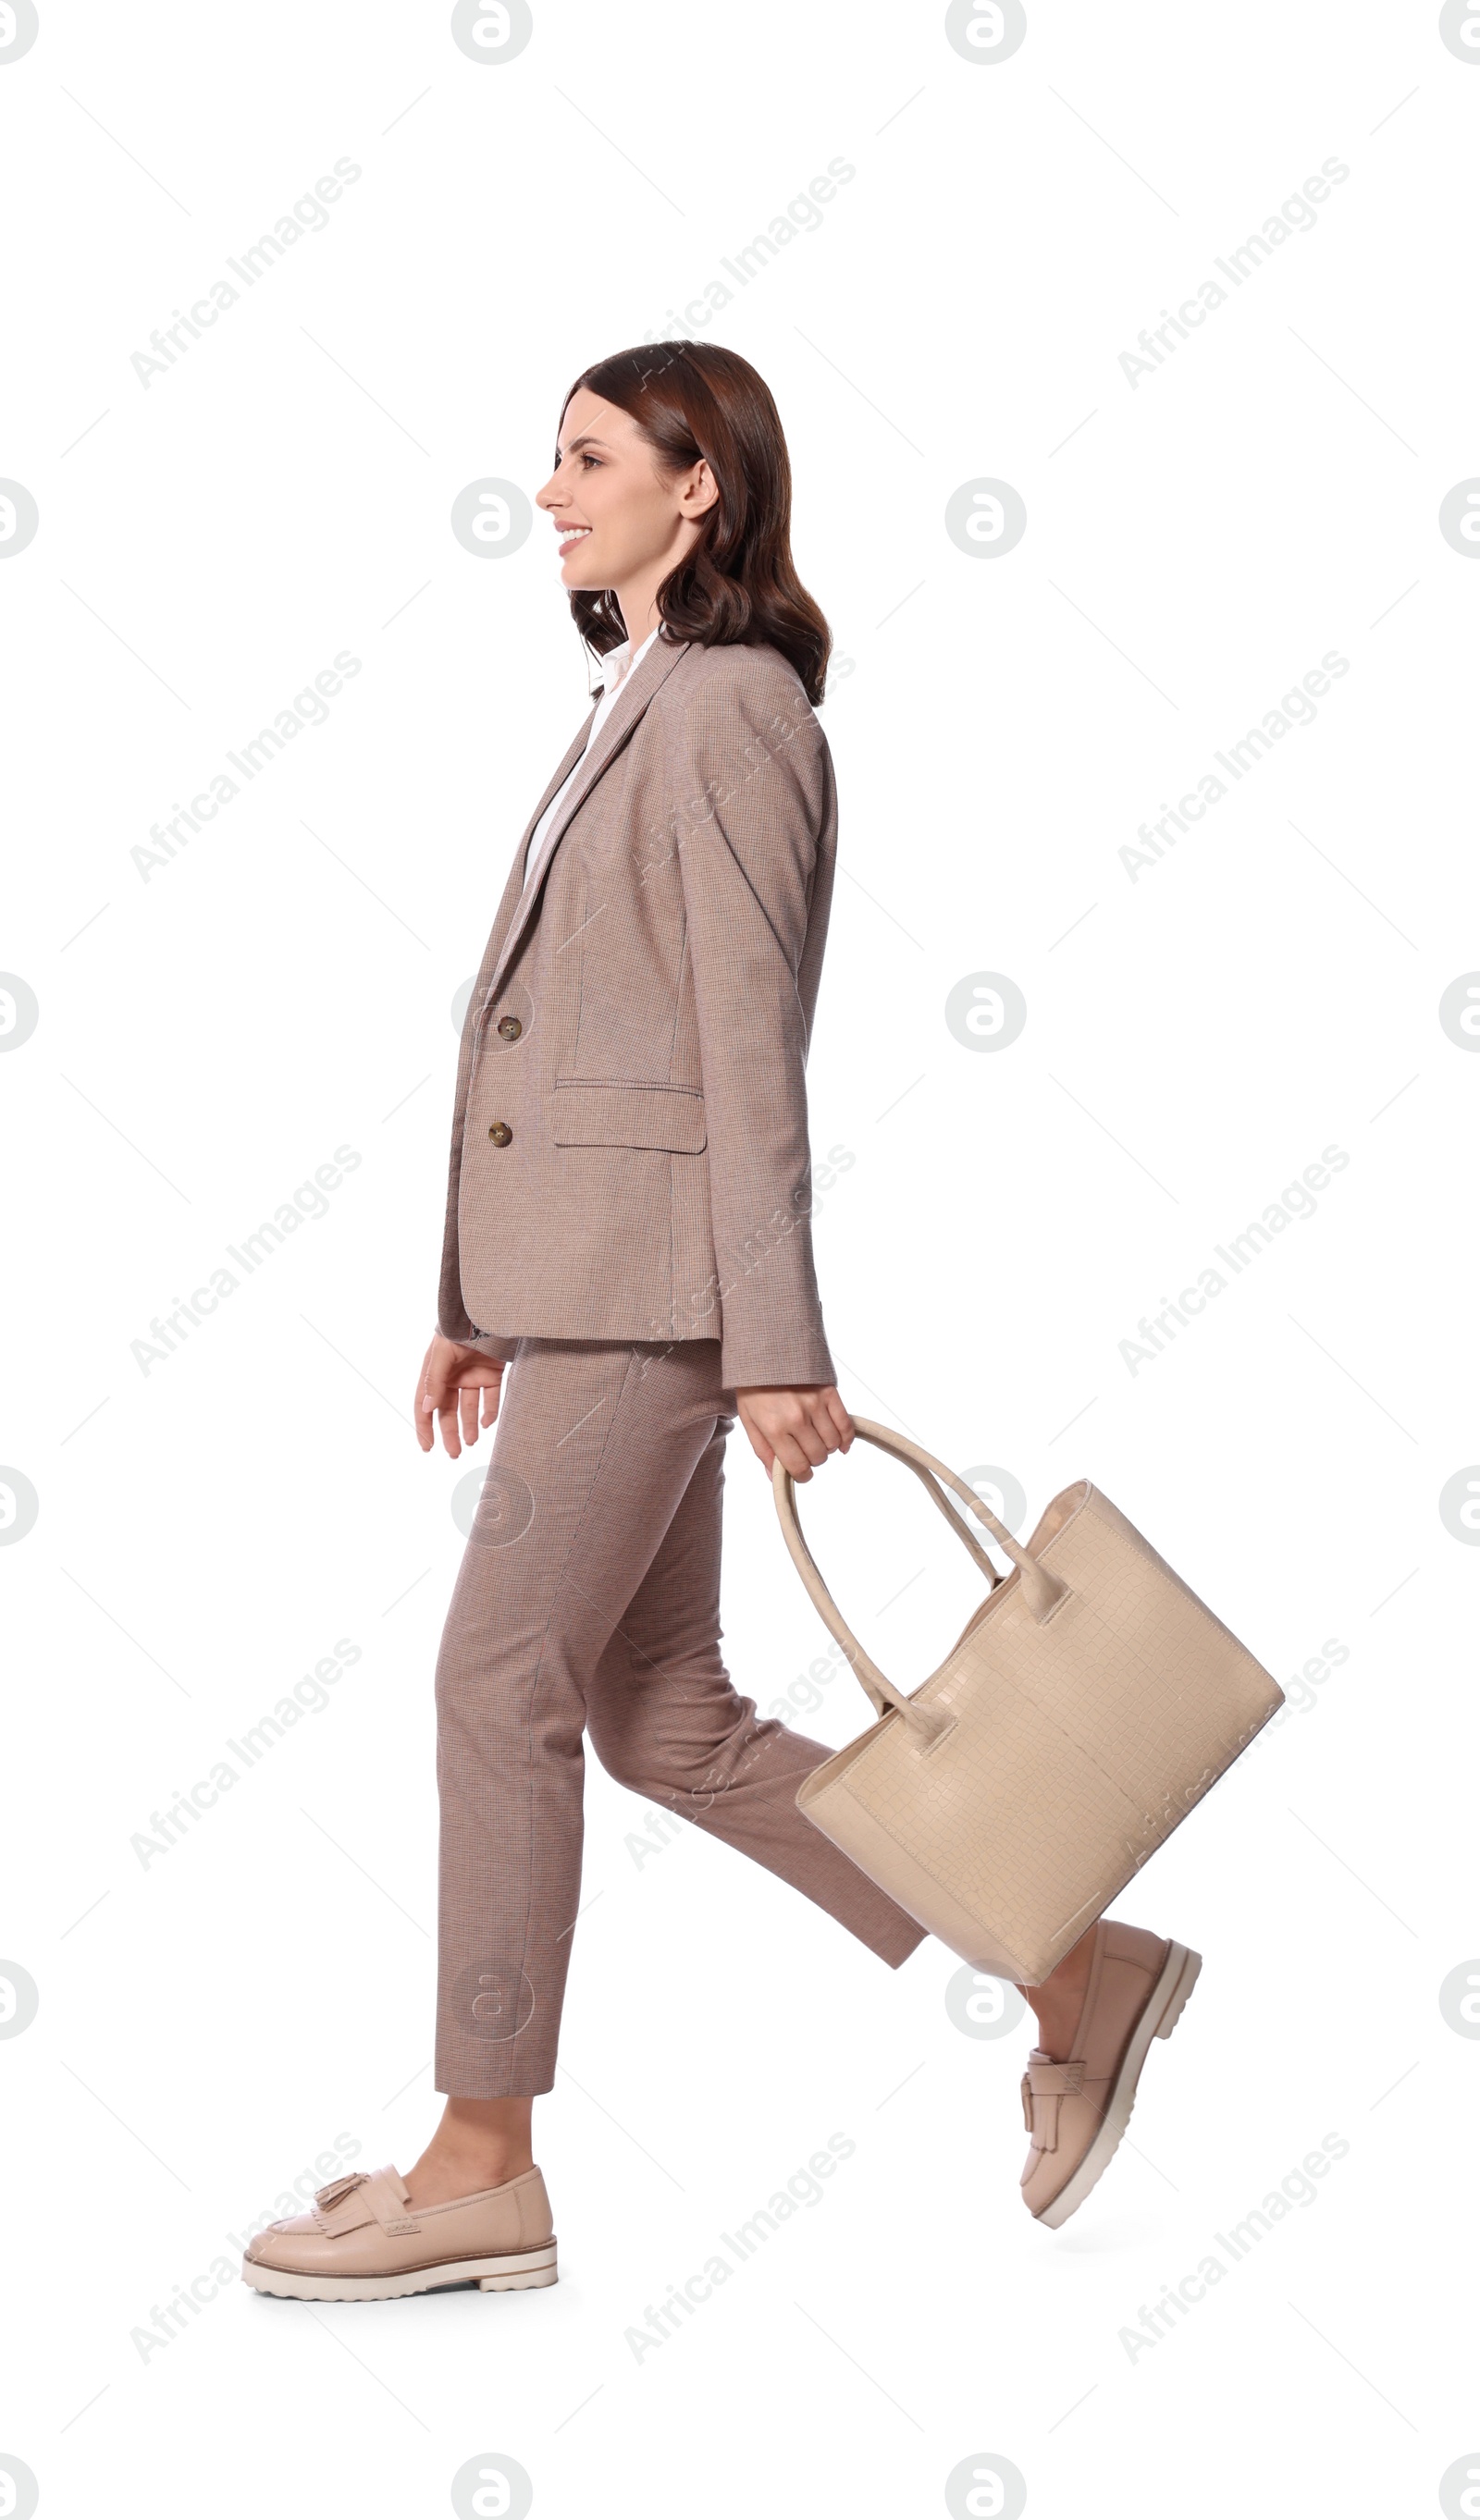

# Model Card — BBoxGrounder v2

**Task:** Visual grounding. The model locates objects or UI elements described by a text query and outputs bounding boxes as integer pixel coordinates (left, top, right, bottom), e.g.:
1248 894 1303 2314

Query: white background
3 2 1477 2514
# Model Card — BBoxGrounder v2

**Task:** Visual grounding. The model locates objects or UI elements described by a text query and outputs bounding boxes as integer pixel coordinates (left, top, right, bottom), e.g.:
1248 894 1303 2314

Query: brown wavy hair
557 341 832 707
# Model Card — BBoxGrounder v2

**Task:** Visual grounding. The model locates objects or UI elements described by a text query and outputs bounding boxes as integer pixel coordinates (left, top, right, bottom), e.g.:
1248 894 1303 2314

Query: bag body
773 1421 1283 1984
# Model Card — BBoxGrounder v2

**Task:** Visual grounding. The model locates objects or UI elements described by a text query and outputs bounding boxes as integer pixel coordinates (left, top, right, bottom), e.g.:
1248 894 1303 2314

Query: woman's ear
677 459 720 521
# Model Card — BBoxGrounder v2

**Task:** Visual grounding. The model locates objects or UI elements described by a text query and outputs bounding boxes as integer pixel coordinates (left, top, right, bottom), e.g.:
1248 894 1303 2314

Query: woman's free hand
734 1383 854 1481
416 1334 505 1457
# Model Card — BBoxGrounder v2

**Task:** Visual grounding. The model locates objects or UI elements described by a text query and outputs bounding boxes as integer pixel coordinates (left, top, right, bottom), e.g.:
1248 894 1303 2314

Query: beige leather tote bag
771 1420 1283 1985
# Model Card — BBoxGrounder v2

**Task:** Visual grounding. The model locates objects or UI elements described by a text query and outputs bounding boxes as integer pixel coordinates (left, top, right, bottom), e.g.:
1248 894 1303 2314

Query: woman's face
536 387 714 597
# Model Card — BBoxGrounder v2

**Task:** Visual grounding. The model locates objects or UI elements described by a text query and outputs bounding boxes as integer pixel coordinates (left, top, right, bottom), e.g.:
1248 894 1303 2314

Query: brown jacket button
496 1014 522 1041
487 1122 512 1147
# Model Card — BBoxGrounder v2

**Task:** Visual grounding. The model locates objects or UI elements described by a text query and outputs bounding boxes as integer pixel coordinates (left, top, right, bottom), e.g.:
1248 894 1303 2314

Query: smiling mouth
557 526 591 551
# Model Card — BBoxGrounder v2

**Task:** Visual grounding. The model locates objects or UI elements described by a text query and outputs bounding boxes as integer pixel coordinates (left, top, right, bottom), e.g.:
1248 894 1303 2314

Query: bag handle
771 1417 1068 1743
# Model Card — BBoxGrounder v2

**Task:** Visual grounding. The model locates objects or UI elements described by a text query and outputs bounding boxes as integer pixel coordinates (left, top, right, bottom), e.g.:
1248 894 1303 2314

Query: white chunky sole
1034 1942 1202 2231
242 2239 558 2302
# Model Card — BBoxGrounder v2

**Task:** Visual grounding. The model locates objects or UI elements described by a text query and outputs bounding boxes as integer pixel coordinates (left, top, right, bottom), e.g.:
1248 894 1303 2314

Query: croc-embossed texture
775 1420 1282 1984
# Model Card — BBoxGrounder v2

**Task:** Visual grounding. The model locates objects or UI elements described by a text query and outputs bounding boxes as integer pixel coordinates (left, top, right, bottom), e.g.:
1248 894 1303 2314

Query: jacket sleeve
450 1326 519 1364
674 658 837 1391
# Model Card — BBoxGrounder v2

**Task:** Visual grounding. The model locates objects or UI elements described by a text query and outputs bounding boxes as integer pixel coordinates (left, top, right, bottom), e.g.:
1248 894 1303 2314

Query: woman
241 344 1196 2301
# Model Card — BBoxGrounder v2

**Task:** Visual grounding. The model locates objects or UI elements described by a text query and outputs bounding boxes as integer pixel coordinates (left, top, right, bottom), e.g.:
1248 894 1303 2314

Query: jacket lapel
471 713 596 1005
482 632 688 1004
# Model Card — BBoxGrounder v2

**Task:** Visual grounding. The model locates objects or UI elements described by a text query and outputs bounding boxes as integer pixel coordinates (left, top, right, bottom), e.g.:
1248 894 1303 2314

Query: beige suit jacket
437 633 839 1392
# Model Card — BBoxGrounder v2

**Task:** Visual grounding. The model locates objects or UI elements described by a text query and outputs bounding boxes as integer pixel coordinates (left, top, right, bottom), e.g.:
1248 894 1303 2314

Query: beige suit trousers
434 1335 926 2096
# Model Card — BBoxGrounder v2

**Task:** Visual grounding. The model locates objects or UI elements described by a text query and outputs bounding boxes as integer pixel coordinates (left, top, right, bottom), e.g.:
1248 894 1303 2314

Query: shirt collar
597 624 659 698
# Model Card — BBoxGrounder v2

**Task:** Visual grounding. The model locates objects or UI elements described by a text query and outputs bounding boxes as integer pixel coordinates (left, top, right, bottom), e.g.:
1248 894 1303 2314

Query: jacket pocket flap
549 1082 708 1153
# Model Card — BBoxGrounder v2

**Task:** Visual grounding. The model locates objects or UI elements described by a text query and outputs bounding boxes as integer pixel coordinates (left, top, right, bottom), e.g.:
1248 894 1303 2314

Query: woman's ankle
404 2141 534 2204
403 2096 536 2203
1017 1922 1098 2060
